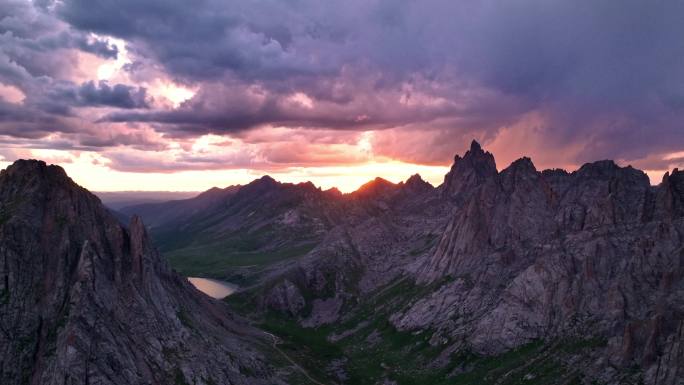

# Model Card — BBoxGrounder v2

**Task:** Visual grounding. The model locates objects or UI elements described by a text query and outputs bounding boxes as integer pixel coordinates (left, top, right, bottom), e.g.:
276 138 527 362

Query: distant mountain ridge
120 172 436 283
94 190 200 210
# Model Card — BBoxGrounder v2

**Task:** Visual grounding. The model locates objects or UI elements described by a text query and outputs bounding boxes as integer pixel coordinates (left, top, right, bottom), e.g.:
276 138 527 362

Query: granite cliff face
393 145 683 384
0 160 281 385
224 141 683 385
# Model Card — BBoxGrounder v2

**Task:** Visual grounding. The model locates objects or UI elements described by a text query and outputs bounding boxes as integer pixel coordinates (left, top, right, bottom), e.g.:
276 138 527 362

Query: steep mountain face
95 191 200 211
255 175 444 322
122 176 347 282
120 185 241 228
0 160 282 385
226 142 683 385
440 140 498 201
124 174 439 284
393 154 683 383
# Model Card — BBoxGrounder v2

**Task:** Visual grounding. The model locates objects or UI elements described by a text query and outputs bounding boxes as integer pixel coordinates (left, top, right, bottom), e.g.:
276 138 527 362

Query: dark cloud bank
1 0 683 170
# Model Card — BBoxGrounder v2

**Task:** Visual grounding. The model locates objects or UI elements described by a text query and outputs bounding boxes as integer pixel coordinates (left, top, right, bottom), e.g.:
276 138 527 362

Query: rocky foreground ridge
0 160 285 385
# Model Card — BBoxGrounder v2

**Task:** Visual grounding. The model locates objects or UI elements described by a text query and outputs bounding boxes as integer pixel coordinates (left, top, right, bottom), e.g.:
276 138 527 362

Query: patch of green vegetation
560 336 608 352
238 363 260 377
16 333 37 352
259 314 341 382
55 214 68 229
257 309 436 384
0 288 9 305
162 346 177 361
224 288 255 311
173 368 190 385
286 371 323 385
230 277 454 383
176 308 194 330
149 208 325 278
335 275 454 332
0 209 11 225
442 342 562 385
409 233 439 256
0 202 18 225
44 303 70 356
232 274 612 385
165 242 317 278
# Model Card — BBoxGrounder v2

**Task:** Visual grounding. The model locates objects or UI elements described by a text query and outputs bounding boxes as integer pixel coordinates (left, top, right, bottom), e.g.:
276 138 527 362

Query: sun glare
96 36 128 80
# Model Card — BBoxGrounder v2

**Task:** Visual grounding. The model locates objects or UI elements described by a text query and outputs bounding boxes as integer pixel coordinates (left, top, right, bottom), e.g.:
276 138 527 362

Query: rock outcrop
395 148 684 384
0 160 280 385
242 141 683 385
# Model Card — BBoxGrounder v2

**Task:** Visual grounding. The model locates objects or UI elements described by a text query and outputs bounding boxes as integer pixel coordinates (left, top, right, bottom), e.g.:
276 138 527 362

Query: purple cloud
0 0 682 174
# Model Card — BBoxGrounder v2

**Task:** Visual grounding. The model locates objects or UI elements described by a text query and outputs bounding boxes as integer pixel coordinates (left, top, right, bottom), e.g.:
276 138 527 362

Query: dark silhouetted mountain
122 176 343 282
95 190 200 210
123 172 440 283
120 185 241 228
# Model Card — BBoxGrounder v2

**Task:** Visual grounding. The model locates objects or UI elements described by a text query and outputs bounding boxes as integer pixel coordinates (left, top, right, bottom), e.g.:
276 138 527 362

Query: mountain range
2 140 683 384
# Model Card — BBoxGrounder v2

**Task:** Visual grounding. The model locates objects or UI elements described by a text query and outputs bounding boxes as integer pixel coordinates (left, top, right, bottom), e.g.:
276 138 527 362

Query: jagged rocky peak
352 176 398 198
572 159 651 195
324 186 343 197
500 156 538 180
442 139 498 199
508 155 535 170
664 167 684 191
254 174 279 187
238 175 323 198
403 173 433 194
296 180 317 189
293 180 322 195
1 159 82 198
233 174 281 197
564 160 652 227
0 159 278 385
655 168 684 218
576 159 629 179
405 173 425 184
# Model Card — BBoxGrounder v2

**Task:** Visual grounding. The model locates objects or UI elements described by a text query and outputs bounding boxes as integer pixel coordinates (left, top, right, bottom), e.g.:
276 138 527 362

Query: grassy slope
227 278 621 385
152 220 320 278
165 242 317 278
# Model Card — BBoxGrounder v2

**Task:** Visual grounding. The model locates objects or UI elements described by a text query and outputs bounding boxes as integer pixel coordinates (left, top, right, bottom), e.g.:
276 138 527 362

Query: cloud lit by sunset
1 0 683 192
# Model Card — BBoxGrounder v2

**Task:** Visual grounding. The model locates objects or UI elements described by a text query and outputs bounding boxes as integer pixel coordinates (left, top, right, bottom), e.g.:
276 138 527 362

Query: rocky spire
655 168 684 219
403 173 433 194
441 140 498 199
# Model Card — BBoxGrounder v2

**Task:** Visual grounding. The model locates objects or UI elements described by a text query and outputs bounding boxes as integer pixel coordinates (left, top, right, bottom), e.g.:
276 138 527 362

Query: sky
1 0 683 192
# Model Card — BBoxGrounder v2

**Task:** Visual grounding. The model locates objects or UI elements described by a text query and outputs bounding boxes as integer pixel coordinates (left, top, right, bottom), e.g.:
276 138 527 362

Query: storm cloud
1 0 683 176
59 81 150 109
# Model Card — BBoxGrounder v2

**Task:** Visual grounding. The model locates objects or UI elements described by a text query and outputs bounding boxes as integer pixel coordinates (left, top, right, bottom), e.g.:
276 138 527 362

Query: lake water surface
187 277 238 299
